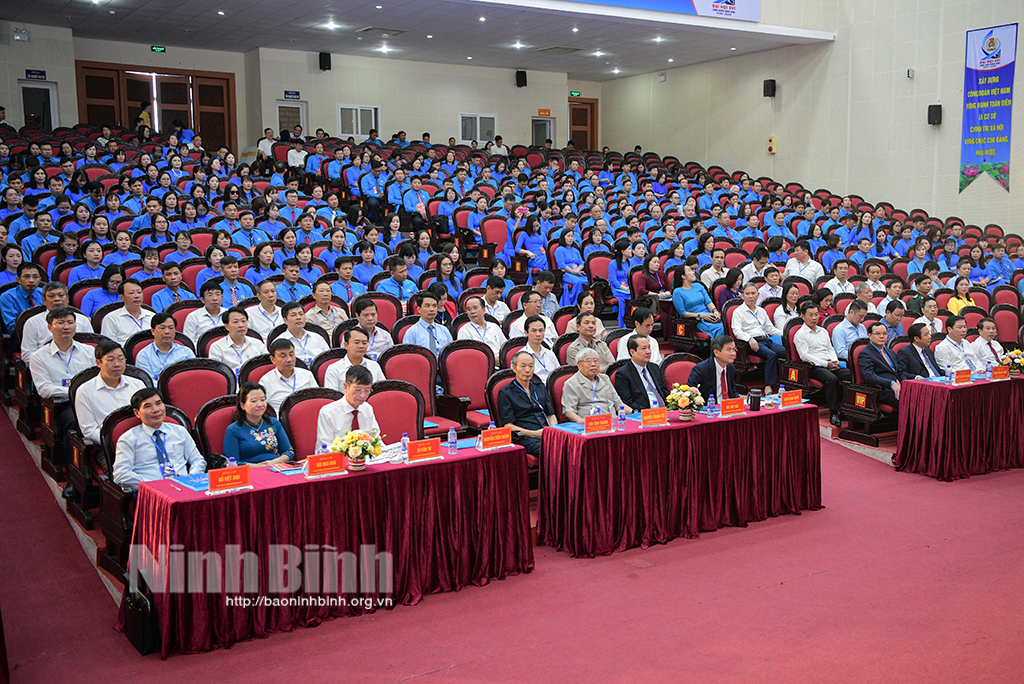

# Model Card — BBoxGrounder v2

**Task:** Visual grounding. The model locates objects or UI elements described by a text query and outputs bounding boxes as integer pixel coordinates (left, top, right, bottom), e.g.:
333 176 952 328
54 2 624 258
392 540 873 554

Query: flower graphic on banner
960 160 1011 192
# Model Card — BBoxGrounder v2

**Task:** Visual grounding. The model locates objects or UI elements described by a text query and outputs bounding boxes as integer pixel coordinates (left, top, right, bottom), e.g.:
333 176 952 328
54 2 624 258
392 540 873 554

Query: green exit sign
151 45 166 53
570 90 581 97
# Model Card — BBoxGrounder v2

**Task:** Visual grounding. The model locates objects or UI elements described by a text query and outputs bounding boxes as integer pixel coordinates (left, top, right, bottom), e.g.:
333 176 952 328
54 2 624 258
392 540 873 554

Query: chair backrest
165 299 202 332
847 339 871 385
605 358 630 387
969 287 991 312
309 348 348 387
390 315 420 344
484 369 516 425
158 358 238 422
377 344 438 414
438 340 493 409
499 336 528 369
552 306 578 335
279 387 343 460
545 365 577 423
991 304 1021 346
351 292 403 331
605 328 631 358
194 394 238 457
178 257 207 293
661 352 702 389
101 405 192 469
552 333 579 365
367 380 425 443
958 305 987 331
992 285 1021 309
506 284 532 310
783 318 805 362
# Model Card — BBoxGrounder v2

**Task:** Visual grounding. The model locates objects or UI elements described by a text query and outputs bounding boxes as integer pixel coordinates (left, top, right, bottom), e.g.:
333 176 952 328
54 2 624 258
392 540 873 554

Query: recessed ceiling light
109 9 115 13
217 10 225 15
467 56 473 59
479 17 485 22
513 41 523 49
376 5 382 8
324 21 338 30
668 58 673 63
613 68 620 74
378 44 390 53
654 36 662 43
572 27 579 33
594 50 603 57
730 47 737 51
426 34 433 38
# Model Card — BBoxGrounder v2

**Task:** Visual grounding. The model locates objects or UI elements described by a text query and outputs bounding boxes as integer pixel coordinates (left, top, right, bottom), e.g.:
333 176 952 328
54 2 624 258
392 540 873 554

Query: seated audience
316 365 379 447
223 381 295 466
264 338 318 413
858 321 901 406
561 348 624 422
113 388 206 489
896 322 943 380
209 308 264 378
614 336 668 410
566 311 614 371
324 327 386 390
136 313 195 381
731 283 786 390
687 334 740 403
793 301 850 426
457 296 506 358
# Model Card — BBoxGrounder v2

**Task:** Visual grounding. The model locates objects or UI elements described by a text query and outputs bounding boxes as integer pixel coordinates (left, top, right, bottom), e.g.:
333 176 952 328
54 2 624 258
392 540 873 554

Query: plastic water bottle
617 405 626 431
318 442 327 455
488 421 496 431
986 361 993 380
392 433 408 464
226 456 237 468
946 364 952 384
447 426 457 455
778 383 785 399
708 393 717 414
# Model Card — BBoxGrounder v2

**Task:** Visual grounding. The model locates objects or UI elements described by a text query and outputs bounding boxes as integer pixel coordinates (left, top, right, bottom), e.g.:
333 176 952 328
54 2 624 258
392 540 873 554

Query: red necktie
345 284 352 299
720 368 727 398
231 287 238 306
28 293 35 306
173 291 180 302
351 407 359 431
988 341 999 362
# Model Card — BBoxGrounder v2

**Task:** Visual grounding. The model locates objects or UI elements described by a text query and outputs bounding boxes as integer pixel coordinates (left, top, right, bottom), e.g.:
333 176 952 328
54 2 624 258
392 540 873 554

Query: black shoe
830 413 842 427
62 484 75 499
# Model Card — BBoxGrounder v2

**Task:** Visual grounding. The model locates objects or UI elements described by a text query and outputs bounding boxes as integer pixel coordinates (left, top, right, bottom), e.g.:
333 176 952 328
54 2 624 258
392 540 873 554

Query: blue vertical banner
960 24 1017 193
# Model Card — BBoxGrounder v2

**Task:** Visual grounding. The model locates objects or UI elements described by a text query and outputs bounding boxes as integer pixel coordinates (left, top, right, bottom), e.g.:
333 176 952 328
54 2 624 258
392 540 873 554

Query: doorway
532 117 554 147
19 81 59 131
277 101 307 136
568 97 598 151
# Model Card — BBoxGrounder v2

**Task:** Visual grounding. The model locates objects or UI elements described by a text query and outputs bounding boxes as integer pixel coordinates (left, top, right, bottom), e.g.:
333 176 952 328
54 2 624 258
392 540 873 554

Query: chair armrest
40 397 65 448
841 382 884 421
436 394 469 428
779 360 814 391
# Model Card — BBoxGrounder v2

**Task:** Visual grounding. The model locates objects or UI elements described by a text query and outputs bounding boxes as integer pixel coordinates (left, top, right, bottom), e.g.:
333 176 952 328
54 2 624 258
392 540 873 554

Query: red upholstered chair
552 306 578 335
779 318 823 395
158 358 237 423
604 328 631 358
552 333 579 365
957 306 987 331
545 365 577 423
69 279 102 310
177 257 207 293
456 287 487 312
661 353 702 389
194 394 238 458
351 292 403 330
123 330 196 363
139 277 165 306
266 322 331 347
605 359 630 387
309 348 348 388
389 315 420 344
992 285 1022 309
165 299 202 333
367 380 425 443
933 289 953 311
990 304 1022 348
238 353 308 383
783 275 813 297
500 309 524 338
438 340 494 430
832 293 855 315
279 387 343 460
378 344 466 437
722 298 766 380
968 287 991 312
505 284 532 311
484 369 517 427
498 337 528 369
838 339 898 447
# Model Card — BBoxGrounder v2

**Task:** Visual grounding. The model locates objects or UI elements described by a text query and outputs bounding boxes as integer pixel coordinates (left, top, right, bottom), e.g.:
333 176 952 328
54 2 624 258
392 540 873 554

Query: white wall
0 21 78 129
601 0 1024 228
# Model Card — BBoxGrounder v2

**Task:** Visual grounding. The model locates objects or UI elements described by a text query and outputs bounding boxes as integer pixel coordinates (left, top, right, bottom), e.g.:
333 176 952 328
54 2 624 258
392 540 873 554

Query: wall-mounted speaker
319 52 331 71
516 70 527 88
928 104 942 125
763 79 776 97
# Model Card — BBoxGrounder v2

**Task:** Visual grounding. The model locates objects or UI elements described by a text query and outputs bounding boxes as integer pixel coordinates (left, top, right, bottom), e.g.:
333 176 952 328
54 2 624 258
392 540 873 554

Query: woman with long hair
773 282 802 330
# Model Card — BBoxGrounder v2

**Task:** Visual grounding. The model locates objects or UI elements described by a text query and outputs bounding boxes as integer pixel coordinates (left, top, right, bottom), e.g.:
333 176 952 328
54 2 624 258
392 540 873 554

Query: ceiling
6 0 833 81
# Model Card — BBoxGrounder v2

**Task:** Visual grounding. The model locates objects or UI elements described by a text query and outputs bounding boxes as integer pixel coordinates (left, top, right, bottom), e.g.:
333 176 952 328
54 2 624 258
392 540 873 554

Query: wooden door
77 66 122 127
568 98 598 151
157 75 192 135
123 73 153 129
193 77 230 151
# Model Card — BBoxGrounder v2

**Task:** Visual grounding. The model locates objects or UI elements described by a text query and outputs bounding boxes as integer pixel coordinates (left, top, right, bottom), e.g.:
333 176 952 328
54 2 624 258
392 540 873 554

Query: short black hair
352 298 376 316
281 301 304 317
117 278 141 296
200 280 223 297
710 335 734 354
631 307 653 326
150 312 175 329
45 306 77 325
524 314 546 332
269 338 294 355
222 307 248 324
130 387 162 412
485 275 505 290
345 364 373 387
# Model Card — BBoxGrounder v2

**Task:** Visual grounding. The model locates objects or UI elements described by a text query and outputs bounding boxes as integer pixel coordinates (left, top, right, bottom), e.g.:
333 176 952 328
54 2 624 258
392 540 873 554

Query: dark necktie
289 286 297 300
987 341 1000 362
28 292 35 306
351 407 359 431
922 350 938 376
720 368 727 398
641 367 659 407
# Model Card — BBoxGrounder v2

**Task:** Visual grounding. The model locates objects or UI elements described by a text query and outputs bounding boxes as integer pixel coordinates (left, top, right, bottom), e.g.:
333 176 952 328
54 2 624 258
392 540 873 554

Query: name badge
640 407 668 428
408 438 443 462
61 378 70 387
780 389 802 408
584 413 614 434
720 397 745 417
992 365 1009 380
953 369 972 385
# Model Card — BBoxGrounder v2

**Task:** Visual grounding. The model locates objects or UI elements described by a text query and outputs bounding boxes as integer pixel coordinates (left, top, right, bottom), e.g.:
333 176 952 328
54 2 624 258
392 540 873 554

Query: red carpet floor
2 411 1023 683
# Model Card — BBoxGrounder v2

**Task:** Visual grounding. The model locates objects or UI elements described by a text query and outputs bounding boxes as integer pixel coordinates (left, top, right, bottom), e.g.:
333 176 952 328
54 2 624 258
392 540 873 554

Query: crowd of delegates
0 118 1016 486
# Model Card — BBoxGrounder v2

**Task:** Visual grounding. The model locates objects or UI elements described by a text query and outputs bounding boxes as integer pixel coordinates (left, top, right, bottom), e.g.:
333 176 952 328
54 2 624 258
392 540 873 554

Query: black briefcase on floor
122 583 159 655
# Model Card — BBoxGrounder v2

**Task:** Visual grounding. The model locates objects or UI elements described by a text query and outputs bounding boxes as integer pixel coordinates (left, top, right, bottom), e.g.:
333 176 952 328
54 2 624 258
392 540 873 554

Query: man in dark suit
614 335 668 411
858 321 901 406
688 335 740 402
896 321 943 380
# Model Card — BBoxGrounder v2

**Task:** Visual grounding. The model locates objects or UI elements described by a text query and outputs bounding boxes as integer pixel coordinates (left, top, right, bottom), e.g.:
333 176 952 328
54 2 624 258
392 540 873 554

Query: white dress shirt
183 306 228 344
100 307 155 345
774 306 800 331
616 332 664 364
823 278 856 295
457 321 507 359
28 340 94 401
525 343 558 383
783 257 824 283
713 358 729 400
75 374 147 445
732 304 782 342
316 398 380 448
509 314 557 346
363 326 394 361
21 311 92 360
323 355 385 391
968 337 1003 369
245 304 282 340
793 324 839 367
740 262 768 285
933 337 974 373
209 335 264 377
263 367 318 413
287 148 307 169
279 329 330 366
914 316 944 335
484 299 511 322
113 421 206 489
866 279 886 293
758 284 783 305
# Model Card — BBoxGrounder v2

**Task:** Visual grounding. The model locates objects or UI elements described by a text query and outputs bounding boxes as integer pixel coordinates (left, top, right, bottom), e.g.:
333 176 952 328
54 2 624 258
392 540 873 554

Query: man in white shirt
75 340 147 446
616 306 664 364
522 314 558 383
245 280 282 341
731 284 785 390
700 248 728 291
863 262 886 293
209 308 264 380
352 299 394 361
823 259 856 296
324 327 385 391
276 301 330 366
112 388 206 489
263 338 319 413
100 279 155 346
21 282 90 360
183 281 228 344
306 281 347 337
792 300 850 426
483 276 511 322
457 296 506 359
934 315 974 373
756 267 783 304
854 282 878 315
286 138 307 171
968 317 1003 371
740 247 770 285
876 279 903 315
782 240 825 283
136 313 196 382
490 135 510 156
534 272 559 318
914 297 944 336
256 127 276 162
316 365 380 447
509 291 557 345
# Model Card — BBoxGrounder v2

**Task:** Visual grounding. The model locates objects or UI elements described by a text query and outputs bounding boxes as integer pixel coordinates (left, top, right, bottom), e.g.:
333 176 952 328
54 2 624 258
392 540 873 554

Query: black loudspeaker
928 104 942 125
319 52 331 71
515 70 527 88
763 79 776 97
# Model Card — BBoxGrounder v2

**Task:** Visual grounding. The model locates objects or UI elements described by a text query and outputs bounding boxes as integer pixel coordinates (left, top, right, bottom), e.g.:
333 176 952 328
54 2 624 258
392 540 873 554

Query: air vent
355 26 407 38
536 46 581 55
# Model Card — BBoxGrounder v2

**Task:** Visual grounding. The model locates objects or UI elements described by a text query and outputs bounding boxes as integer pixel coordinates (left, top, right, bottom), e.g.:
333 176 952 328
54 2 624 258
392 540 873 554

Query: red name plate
992 364 1010 380
954 369 972 385
408 438 442 462
480 426 513 449
209 465 251 493
307 452 346 477
641 406 668 427
780 389 802 408
720 397 745 416
584 413 614 433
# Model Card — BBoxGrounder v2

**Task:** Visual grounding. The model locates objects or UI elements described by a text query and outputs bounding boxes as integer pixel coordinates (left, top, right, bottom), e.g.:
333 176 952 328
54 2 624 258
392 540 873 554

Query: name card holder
407 438 444 463
584 413 614 434
479 426 513 451
992 365 1010 381
305 453 347 480
780 389 802 409
640 407 669 428
208 465 254 495
719 397 746 417
953 369 973 385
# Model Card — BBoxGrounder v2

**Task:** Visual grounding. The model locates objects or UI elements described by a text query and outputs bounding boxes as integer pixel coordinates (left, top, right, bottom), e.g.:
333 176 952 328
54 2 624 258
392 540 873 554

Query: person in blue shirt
293 243 322 283
377 255 418 304
79 266 124 318
0 262 44 331
967 244 993 290
868 227 896 262
936 238 959 273
151 261 198 312
247 242 282 283
218 255 256 307
893 225 917 257
20 211 58 260
385 168 411 213
671 259 724 339
329 257 366 304
223 381 294 465
404 290 453 357
343 158 365 199
486 260 515 296
275 258 313 302
362 225 390 266
230 212 270 249
402 176 432 235
316 193 346 225
606 238 634 327
0 245 23 287
326 148 349 185
273 228 299 267
8 195 40 238
514 215 548 278
831 299 869 365
905 240 933 277
802 223 827 253
433 252 463 301
293 212 324 245
303 142 329 180
554 230 588 307
986 242 1013 290
848 237 874 267
102 229 137 267
764 211 793 241
139 213 175 251
67 240 106 287
359 161 387 223
320 226 355 269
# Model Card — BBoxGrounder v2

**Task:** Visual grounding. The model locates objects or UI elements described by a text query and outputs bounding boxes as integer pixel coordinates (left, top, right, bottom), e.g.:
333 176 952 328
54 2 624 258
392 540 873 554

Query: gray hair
511 350 534 367
575 348 599 364
854 282 873 296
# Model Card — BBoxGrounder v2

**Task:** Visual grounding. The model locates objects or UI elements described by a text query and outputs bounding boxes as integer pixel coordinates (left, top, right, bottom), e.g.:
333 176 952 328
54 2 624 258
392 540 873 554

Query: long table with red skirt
120 444 533 657
893 376 1024 481
537 404 822 558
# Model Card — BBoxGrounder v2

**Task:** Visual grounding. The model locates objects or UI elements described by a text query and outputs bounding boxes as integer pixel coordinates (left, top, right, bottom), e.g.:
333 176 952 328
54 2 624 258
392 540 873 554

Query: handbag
122 583 159 655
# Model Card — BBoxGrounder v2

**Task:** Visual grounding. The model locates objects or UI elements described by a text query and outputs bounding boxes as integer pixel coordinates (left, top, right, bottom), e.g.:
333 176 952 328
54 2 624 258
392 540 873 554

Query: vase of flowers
1001 349 1024 377
330 429 384 471
666 383 705 421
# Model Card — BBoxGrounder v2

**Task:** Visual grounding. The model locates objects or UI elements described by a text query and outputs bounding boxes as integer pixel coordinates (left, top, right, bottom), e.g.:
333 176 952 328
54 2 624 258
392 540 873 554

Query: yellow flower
374 447 382 456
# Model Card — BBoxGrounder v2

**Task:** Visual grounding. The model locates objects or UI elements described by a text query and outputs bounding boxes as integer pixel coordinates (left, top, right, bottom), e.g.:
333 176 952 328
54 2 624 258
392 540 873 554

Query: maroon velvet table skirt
893 377 1024 481
122 445 533 657
538 405 822 557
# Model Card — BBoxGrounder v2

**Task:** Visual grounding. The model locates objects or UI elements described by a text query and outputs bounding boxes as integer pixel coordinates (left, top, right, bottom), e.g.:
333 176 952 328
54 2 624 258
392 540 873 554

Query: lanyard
127 311 144 330
950 339 975 369
258 307 280 326
746 307 766 336
514 380 544 409
531 348 548 371
153 346 175 375
55 346 75 375
280 372 297 393
469 322 487 341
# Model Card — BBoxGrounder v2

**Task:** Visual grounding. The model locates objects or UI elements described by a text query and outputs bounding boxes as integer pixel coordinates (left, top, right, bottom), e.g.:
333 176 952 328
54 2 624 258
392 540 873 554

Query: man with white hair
561 348 624 423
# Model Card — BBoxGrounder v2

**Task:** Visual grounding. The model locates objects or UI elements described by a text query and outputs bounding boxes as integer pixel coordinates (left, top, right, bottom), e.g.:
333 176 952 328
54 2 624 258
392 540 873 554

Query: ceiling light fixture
467 56 473 59
479 17 485 22
324 21 338 30
654 36 662 43
730 47 737 51
109 9 114 12
594 50 603 56
426 34 433 38
217 10 225 15
613 68 620 74
572 27 579 33
668 58 673 62
513 41 523 49
379 44 390 53
376 5 382 8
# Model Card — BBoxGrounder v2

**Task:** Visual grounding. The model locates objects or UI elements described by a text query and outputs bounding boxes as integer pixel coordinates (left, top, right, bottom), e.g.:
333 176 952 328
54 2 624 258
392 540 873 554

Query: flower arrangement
329 429 384 471
1000 349 1024 374
666 383 705 420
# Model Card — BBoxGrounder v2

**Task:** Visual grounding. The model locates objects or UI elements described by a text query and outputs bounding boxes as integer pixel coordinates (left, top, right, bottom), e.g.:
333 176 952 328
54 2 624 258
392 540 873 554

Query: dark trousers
54 402 76 467
808 366 851 413
519 436 541 457
876 388 898 408
365 196 382 224
752 337 787 387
